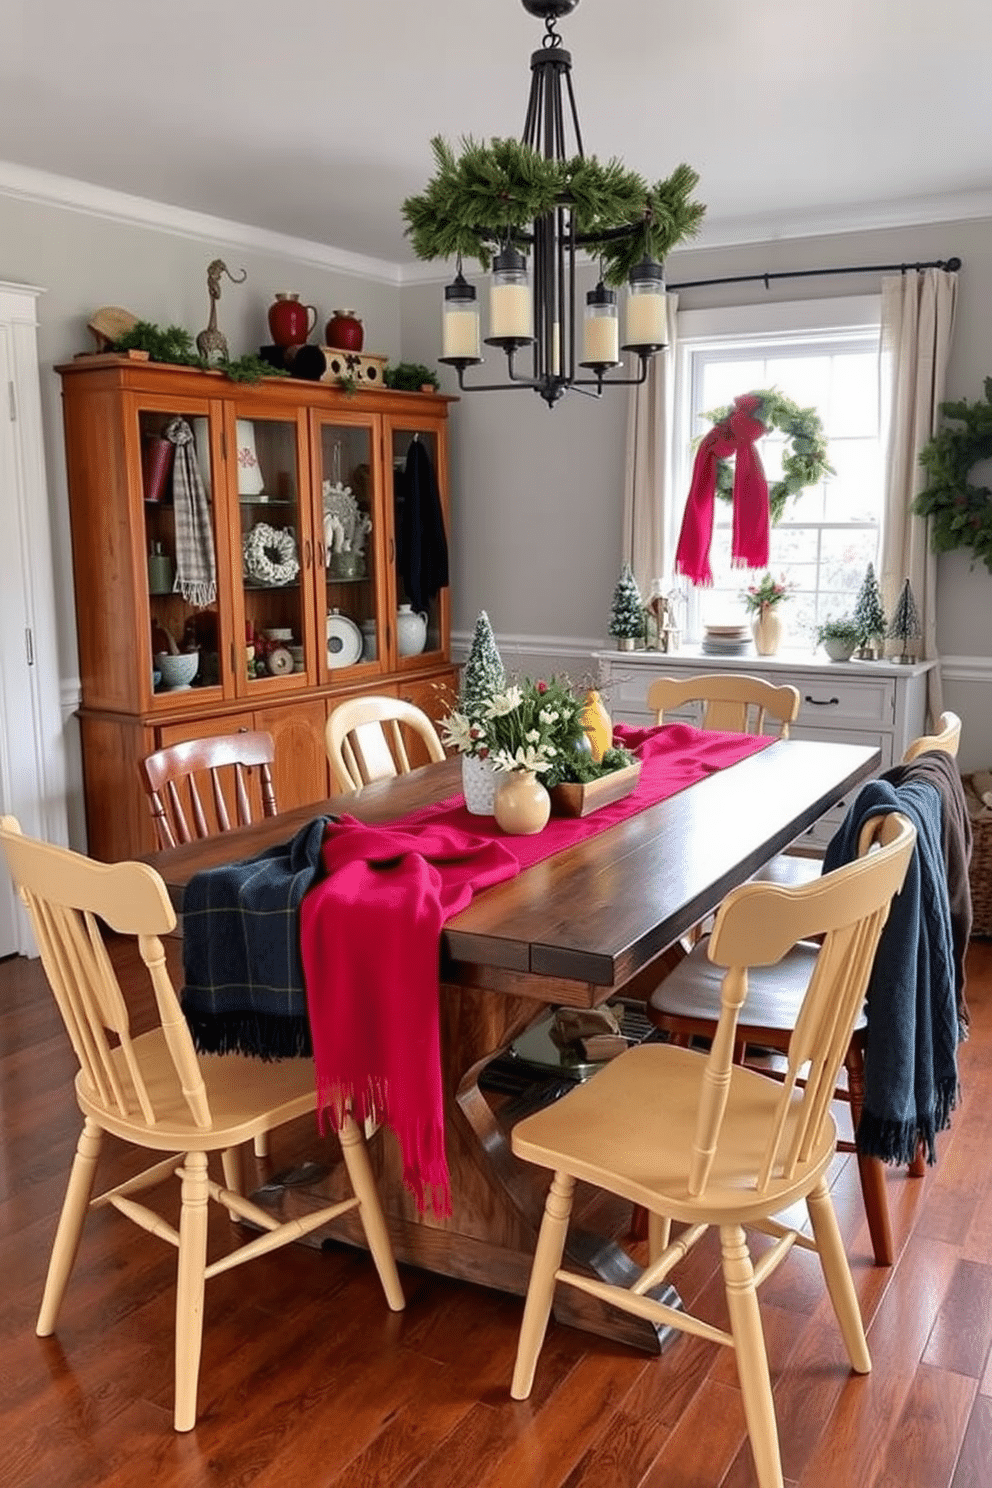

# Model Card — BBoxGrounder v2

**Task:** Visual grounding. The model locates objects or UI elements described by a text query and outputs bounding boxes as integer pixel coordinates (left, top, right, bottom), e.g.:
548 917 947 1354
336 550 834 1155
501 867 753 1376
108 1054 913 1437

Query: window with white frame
671 296 882 647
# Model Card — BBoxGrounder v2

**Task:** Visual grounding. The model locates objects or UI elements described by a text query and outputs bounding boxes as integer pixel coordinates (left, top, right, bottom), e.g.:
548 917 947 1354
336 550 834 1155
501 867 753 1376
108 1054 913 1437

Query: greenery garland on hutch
58 356 456 861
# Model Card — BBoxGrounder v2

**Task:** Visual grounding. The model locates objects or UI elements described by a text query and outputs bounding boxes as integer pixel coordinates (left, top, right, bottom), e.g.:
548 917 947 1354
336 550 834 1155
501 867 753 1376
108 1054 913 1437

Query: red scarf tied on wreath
675 393 770 586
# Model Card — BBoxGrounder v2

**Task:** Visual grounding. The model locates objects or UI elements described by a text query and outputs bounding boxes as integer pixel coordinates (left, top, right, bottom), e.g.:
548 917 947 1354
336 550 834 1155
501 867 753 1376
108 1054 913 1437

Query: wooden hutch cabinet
58 357 457 860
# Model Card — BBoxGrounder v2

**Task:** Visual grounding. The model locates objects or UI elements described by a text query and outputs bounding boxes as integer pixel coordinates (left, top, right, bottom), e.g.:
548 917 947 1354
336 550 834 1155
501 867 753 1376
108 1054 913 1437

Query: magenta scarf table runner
300 723 773 1215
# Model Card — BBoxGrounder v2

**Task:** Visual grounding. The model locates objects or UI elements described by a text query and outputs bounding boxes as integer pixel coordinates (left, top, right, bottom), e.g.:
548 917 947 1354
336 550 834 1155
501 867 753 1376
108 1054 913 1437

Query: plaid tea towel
166 416 217 606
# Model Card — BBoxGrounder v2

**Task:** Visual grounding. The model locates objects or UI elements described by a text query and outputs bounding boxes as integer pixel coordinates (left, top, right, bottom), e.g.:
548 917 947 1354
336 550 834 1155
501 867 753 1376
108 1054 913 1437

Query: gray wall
4 183 992 797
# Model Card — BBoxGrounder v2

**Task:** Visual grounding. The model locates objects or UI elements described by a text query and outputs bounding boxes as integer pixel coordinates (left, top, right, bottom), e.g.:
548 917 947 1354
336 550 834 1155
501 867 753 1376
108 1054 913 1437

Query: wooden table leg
265 979 679 1354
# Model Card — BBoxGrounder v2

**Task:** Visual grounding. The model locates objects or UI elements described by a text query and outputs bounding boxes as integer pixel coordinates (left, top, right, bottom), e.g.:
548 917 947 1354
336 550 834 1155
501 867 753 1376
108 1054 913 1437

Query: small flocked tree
853 562 887 654
887 578 922 662
461 610 505 708
609 563 645 647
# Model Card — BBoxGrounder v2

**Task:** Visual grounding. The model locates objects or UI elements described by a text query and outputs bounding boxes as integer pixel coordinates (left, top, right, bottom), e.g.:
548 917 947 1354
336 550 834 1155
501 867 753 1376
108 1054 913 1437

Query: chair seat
77 1028 320 1151
511 1042 837 1227
649 937 867 1037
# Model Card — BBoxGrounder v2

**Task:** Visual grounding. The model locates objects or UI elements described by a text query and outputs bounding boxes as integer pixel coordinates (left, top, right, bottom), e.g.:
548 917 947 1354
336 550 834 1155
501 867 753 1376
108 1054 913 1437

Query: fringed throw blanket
166 415 217 606
300 818 519 1219
823 778 959 1165
674 393 770 586
882 749 973 1036
181 816 332 1057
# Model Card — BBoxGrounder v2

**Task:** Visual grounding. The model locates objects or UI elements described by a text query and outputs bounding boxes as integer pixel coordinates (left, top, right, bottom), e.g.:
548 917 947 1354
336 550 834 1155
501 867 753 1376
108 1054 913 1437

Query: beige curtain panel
879 268 958 720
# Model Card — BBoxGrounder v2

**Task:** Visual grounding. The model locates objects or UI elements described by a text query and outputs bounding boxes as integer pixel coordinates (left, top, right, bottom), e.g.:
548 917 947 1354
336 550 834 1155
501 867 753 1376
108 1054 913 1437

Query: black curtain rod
667 256 962 293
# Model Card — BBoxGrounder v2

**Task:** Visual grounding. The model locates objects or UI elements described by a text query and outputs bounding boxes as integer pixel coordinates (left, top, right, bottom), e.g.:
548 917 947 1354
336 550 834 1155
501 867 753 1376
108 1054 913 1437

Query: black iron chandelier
401 0 705 408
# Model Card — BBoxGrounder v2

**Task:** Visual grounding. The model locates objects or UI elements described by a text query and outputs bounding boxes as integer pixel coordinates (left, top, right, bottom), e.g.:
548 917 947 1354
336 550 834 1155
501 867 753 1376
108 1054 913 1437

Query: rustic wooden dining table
147 736 879 1352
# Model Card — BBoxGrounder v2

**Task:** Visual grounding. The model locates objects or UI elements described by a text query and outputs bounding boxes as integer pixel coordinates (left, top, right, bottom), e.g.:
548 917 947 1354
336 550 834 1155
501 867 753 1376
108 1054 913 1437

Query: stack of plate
701 623 752 657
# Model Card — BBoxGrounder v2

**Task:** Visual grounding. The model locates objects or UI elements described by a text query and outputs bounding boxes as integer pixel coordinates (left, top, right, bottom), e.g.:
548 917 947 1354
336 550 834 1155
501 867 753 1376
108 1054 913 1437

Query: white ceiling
4 0 992 267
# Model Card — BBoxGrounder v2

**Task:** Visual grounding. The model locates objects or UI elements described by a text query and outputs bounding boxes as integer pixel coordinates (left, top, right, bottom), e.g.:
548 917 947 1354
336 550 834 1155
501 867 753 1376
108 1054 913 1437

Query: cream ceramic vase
494 769 551 835
752 604 783 657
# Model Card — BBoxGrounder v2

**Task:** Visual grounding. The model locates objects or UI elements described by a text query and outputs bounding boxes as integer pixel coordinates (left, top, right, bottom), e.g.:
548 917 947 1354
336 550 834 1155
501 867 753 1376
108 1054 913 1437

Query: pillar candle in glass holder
624 258 667 348
583 281 619 364
442 272 480 359
489 246 532 340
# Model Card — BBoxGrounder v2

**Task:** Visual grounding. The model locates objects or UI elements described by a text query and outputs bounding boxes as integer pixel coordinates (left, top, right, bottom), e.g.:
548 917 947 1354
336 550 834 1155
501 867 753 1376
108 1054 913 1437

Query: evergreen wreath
914 379 992 573
701 389 832 523
402 137 705 285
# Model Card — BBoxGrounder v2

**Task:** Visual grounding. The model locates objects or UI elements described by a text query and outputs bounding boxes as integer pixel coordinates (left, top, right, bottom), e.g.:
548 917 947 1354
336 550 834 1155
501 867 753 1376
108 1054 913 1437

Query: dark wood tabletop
147 738 879 994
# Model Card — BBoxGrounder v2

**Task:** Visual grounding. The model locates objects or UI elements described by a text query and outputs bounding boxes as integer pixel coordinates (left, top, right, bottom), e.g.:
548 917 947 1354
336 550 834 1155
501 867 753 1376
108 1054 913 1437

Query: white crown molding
5 155 990 288
688 188 992 254
0 160 402 285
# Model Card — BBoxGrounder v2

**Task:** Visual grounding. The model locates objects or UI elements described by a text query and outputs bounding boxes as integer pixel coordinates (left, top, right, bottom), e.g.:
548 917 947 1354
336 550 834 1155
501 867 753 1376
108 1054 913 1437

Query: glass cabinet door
139 400 224 697
388 421 449 664
233 413 308 691
315 417 380 678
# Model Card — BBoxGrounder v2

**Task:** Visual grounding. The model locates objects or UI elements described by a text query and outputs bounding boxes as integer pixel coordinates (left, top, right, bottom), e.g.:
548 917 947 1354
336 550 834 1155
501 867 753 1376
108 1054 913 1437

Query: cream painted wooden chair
646 672 800 738
0 816 404 1433
510 812 915 1488
902 709 961 762
325 695 445 792
644 706 964 1263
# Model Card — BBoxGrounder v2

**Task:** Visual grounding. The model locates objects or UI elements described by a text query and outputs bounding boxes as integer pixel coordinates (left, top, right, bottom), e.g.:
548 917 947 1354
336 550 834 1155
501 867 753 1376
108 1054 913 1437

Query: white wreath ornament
243 522 300 586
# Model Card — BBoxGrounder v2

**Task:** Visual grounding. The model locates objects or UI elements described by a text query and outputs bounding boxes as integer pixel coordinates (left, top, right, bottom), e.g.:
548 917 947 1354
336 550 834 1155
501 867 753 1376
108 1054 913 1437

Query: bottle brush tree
887 578 922 662
461 610 505 707
609 563 645 645
853 562 887 653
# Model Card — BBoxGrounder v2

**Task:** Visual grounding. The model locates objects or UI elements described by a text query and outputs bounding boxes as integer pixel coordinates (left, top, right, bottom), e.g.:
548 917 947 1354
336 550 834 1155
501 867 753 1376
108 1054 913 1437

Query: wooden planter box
550 760 642 818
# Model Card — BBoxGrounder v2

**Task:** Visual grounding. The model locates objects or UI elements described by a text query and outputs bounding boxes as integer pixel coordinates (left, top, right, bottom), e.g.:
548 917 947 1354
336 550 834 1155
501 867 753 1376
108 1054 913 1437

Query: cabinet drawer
790 675 895 729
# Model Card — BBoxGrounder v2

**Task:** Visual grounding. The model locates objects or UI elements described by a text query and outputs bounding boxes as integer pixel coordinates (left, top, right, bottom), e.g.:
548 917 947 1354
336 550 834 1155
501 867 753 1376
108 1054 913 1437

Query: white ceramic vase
462 753 498 816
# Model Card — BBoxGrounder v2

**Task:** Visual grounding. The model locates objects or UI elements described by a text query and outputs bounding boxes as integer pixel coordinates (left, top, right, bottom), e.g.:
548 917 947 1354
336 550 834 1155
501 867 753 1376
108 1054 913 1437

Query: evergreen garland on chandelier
701 389 832 523
914 379 992 572
402 137 705 285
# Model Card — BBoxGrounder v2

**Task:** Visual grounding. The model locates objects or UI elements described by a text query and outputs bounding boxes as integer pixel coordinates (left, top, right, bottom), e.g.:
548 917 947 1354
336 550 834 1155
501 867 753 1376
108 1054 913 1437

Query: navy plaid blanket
181 816 332 1058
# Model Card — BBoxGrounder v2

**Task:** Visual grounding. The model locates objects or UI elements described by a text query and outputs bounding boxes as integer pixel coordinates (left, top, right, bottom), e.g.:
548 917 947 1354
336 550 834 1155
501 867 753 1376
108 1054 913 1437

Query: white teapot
396 603 428 656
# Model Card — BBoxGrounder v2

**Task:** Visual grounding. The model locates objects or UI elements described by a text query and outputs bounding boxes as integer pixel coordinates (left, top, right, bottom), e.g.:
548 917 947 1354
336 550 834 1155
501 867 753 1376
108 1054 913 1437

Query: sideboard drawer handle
804 695 840 707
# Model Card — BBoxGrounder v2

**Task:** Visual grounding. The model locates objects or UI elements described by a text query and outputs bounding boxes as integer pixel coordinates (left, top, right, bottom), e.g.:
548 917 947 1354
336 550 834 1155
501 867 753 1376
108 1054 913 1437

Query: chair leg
806 1178 871 1374
844 1043 894 1265
220 1145 244 1223
337 1116 404 1312
37 1118 103 1336
647 1212 672 1263
174 1151 210 1432
511 1171 575 1401
720 1224 783 1488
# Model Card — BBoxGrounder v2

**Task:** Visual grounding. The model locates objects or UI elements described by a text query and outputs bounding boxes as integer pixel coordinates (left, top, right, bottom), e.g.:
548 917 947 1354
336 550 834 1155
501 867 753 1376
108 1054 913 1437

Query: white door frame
0 282 69 956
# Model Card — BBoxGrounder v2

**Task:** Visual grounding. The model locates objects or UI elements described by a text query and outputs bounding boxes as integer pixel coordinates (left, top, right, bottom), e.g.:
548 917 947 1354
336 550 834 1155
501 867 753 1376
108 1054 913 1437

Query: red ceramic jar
324 309 364 352
268 293 317 348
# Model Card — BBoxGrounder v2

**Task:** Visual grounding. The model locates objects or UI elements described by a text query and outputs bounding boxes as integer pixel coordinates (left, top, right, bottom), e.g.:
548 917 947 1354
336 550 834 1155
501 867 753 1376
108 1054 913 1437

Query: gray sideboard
594 646 936 852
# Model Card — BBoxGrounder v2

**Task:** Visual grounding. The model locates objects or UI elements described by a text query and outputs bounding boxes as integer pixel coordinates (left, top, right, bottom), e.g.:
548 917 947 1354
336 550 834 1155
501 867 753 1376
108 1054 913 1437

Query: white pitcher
396 603 428 656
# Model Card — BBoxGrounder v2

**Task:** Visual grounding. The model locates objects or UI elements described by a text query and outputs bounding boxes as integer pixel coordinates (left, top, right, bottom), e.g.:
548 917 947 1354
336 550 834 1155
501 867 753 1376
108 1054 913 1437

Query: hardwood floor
1 939 991 1487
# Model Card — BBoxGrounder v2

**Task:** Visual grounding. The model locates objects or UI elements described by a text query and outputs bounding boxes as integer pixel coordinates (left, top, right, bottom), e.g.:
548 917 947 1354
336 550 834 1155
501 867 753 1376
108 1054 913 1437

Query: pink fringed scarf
675 393 771 585
299 819 519 1218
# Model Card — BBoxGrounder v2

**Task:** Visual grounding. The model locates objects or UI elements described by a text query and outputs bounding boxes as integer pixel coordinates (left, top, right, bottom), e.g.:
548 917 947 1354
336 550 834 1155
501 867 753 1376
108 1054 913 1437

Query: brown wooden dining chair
325 695 445 792
138 730 278 850
509 812 915 1488
0 815 404 1432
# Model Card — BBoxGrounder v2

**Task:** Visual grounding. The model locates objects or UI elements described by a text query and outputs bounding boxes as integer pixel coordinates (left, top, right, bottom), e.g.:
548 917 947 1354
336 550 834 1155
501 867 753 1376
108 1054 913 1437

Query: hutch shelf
58 356 457 860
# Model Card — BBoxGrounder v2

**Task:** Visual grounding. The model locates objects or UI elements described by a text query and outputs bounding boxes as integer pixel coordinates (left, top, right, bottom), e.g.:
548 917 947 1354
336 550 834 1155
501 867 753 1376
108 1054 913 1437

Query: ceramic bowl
264 627 293 642
154 651 199 690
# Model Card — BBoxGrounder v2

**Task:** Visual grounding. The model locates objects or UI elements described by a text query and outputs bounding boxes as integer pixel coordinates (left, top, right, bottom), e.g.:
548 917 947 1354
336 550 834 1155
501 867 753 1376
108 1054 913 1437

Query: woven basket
963 774 992 938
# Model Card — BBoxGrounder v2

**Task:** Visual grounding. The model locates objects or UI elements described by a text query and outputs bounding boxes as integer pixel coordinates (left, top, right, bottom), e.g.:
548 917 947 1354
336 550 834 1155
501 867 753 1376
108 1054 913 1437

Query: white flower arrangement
440 676 587 781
